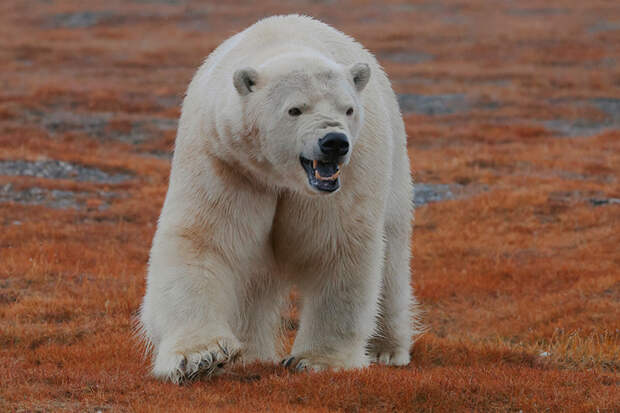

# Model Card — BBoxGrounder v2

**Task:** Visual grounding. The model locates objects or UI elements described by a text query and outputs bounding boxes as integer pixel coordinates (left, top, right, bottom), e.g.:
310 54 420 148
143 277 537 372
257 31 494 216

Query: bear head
232 51 370 195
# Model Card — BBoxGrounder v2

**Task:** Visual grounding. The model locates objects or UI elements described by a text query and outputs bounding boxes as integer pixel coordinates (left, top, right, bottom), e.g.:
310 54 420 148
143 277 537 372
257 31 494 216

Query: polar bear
138 14 418 384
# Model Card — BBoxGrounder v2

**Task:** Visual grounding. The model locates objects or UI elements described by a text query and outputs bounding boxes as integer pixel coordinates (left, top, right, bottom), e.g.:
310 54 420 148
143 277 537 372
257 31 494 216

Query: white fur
139 15 419 383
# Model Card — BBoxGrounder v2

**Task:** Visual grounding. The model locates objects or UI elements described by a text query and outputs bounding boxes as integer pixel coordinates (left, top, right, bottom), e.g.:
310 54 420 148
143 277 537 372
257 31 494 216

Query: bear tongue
315 161 339 180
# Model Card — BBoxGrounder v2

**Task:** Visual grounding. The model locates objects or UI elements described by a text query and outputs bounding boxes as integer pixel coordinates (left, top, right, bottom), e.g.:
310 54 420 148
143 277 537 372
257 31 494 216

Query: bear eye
346 107 354 116
288 107 302 117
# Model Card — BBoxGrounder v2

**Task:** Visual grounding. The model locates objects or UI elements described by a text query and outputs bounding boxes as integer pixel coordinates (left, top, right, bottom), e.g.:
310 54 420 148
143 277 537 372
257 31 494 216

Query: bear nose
318 132 349 158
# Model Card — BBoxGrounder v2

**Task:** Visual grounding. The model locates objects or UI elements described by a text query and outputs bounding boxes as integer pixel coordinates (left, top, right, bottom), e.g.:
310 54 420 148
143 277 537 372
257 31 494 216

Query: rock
414 183 458 206
397 94 468 115
380 51 433 64
48 11 115 29
0 183 118 210
0 160 131 183
545 98 620 138
589 198 620 206
413 182 489 207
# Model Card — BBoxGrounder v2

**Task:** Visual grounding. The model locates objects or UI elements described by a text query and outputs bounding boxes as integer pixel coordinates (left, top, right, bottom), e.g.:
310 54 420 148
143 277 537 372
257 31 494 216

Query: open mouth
300 156 341 192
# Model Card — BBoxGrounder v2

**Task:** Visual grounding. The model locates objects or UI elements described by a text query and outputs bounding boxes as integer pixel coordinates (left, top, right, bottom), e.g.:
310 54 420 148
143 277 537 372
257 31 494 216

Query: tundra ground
0 1 618 411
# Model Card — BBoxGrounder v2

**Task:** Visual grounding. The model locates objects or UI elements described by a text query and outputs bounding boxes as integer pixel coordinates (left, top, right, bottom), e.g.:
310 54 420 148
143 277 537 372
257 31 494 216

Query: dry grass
1 0 619 411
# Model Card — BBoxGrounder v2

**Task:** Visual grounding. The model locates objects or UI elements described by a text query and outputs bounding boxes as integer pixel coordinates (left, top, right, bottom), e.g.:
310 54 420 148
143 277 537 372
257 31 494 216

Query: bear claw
168 339 241 384
281 356 296 368
281 355 325 372
281 356 307 371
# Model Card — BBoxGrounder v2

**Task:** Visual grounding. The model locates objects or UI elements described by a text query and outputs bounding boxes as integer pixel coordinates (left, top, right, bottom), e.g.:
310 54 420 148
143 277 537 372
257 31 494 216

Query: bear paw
155 337 242 384
368 348 410 366
281 355 330 372
281 351 367 372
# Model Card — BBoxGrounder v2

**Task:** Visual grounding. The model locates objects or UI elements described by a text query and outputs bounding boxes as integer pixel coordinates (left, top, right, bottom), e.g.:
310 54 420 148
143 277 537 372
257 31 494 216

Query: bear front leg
139 164 279 383
283 236 384 372
139 237 245 384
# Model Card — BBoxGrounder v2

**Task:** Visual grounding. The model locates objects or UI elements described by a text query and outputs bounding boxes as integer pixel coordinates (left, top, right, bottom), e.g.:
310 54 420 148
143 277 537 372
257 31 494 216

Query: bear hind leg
367 219 418 366
236 277 288 363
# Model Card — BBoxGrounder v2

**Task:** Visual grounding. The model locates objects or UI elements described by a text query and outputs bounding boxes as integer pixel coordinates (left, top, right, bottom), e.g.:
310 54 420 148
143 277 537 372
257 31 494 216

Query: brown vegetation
1 0 618 411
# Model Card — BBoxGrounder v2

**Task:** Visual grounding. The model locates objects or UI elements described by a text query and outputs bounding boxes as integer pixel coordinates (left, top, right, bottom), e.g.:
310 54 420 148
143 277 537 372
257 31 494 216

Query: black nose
319 132 349 158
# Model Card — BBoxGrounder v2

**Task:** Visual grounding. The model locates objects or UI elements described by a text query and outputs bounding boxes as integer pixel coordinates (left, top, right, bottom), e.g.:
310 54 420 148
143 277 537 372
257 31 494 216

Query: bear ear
350 62 371 92
233 67 259 96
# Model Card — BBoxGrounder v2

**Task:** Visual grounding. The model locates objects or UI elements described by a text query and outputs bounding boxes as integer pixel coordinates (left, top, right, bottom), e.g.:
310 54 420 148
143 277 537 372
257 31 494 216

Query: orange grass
1 0 619 411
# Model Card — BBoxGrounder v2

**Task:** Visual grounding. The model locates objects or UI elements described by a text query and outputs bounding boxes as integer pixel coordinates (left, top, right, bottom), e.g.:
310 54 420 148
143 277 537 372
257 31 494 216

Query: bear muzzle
300 133 350 193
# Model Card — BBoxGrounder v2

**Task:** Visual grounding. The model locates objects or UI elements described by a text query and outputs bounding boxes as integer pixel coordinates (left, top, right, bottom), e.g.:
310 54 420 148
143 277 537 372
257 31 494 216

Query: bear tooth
314 169 340 181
